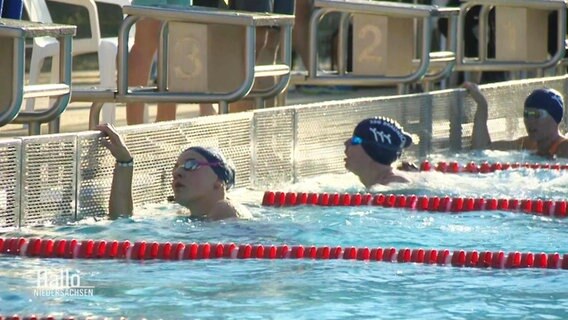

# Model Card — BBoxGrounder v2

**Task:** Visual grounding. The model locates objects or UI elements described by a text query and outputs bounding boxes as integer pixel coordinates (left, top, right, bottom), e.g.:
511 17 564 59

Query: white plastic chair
24 0 100 110
96 0 133 124
24 0 133 124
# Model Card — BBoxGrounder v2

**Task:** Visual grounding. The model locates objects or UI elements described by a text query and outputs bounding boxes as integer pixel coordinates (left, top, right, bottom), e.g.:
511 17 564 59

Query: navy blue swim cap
353 117 413 165
185 146 236 190
524 88 564 124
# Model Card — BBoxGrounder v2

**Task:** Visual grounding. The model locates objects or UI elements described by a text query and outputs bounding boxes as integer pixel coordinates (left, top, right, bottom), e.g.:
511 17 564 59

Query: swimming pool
1 150 567 319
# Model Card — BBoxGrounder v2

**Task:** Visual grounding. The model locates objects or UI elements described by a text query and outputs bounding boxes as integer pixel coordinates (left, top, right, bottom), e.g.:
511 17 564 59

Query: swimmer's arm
466 82 492 150
97 123 134 220
465 83 528 151
108 163 134 220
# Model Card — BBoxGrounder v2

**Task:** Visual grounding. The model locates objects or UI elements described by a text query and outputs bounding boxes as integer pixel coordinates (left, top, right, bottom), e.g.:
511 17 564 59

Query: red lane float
261 191 568 218
0 317 79 320
1 238 567 270
0 317 135 320
410 160 568 174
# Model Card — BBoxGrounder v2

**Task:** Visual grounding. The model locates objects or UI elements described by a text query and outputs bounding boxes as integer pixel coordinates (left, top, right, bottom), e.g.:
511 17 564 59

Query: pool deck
0 70 398 138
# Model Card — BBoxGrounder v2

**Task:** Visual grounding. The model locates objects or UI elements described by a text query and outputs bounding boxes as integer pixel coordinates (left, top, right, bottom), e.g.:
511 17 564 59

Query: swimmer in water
97 123 252 221
467 83 568 159
344 117 415 187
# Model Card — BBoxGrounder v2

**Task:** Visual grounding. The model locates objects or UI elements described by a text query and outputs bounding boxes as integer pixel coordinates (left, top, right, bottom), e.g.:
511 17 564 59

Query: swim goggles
523 109 549 120
175 159 221 172
348 136 364 145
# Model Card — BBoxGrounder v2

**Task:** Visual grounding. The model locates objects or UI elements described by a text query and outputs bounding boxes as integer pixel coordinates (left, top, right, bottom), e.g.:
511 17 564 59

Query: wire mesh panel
430 89 459 153
76 130 114 220
0 139 21 228
20 134 77 226
394 94 433 158
76 113 252 219
6 75 568 226
252 108 295 188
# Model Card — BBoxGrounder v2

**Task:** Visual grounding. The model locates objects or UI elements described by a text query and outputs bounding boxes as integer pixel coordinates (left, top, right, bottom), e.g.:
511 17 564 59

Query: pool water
1 151 568 319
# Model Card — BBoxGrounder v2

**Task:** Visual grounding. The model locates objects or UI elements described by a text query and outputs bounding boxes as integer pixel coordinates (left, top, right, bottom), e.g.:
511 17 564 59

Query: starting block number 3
167 22 247 93
172 36 204 80
168 22 208 92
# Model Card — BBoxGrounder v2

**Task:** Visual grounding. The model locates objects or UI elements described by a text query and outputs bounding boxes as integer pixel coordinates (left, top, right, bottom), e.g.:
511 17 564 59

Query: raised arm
465 82 492 149
97 124 134 219
465 82 526 151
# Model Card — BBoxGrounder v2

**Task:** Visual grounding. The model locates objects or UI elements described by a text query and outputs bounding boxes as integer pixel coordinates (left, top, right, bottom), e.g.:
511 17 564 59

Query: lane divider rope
404 160 568 174
0 317 132 320
0 238 567 270
0 317 82 320
261 191 568 218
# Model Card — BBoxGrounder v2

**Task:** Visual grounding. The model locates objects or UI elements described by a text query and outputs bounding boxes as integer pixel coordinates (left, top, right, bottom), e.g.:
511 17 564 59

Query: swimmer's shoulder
393 169 415 184
208 198 253 221
554 137 568 158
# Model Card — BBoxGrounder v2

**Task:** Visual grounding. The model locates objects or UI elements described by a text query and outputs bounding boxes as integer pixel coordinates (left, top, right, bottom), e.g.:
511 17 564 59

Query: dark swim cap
186 146 235 190
524 88 564 124
353 117 413 165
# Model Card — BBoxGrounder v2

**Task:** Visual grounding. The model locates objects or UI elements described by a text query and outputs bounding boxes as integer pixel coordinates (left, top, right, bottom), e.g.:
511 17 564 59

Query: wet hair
352 117 413 166
524 88 564 124
185 146 235 190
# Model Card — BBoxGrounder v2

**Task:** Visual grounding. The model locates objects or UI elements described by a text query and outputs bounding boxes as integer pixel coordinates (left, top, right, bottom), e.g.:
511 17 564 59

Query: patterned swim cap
352 117 413 165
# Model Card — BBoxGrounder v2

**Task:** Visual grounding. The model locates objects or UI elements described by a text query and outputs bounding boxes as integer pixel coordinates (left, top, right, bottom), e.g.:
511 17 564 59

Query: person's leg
200 104 217 116
155 102 177 121
127 18 161 125
228 0 290 112
259 27 281 108
229 26 271 113
293 0 311 69
229 98 255 114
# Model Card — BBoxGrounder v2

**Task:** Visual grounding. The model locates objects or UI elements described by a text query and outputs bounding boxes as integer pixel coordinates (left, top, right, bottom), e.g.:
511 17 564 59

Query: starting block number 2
353 14 414 76
357 24 383 65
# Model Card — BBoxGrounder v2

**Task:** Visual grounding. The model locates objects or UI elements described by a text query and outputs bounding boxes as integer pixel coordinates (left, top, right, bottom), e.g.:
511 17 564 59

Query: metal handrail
421 9 459 84
313 0 440 17
0 19 75 135
12 36 73 123
304 0 458 92
70 4 295 117
244 24 293 106
456 0 568 72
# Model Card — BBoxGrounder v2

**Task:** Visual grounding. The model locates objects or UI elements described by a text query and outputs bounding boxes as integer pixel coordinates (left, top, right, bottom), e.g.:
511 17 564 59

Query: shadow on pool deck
0 70 399 138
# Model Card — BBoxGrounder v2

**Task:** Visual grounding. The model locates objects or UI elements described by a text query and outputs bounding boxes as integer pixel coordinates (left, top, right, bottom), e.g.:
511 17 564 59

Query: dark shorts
228 0 295 15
